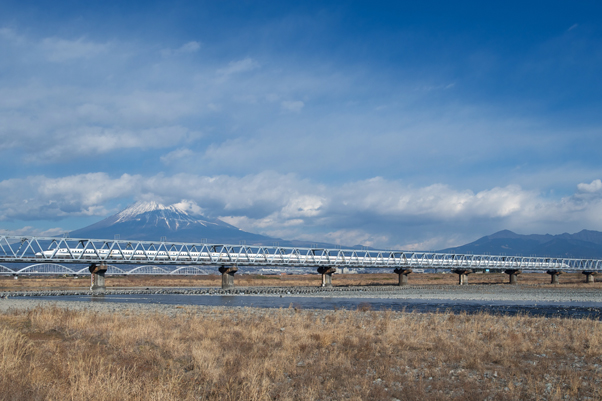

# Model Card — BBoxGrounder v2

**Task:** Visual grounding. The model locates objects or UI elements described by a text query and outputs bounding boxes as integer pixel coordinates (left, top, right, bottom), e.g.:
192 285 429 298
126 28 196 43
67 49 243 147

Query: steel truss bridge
1 235 601 275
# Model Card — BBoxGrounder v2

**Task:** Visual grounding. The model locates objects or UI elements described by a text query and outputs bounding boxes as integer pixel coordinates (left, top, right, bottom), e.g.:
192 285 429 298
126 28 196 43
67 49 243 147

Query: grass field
1 305 601 400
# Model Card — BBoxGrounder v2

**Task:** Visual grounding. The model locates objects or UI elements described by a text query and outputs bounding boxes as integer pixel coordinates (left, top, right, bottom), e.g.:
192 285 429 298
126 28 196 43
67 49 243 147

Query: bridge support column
317 267 336 287
504 269 522 285
89 263 108 292
547 270 563 284
394 268 413 286
452 269 473 285
219 266 238 289
583 271 597 283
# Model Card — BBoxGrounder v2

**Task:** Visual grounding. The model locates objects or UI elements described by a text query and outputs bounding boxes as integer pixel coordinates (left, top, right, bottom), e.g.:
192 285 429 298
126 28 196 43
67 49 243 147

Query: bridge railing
1 235 602 271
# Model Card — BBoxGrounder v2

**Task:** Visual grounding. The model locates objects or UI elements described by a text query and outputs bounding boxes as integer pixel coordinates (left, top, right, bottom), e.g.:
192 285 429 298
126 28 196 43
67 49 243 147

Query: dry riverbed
2 273 601 400
3 283 602 306
1 298 602 400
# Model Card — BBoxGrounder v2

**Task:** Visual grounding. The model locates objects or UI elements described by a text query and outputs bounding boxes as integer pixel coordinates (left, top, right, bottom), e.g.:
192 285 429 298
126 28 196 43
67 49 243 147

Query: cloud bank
2 172 602 249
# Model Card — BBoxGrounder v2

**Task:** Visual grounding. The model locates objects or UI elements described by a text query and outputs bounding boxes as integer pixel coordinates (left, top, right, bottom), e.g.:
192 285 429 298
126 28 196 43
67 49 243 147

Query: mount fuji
69 201 347 248
69 201 274 244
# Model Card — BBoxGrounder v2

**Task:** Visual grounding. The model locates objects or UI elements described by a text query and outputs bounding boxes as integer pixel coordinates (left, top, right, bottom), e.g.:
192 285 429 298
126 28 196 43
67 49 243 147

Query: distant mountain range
438 229 602 259
70 201 354 249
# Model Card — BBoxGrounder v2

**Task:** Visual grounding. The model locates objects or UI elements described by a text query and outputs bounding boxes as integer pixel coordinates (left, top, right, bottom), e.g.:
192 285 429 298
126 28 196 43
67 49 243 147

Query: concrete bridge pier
219 266 238 289
317 266 336 287
547 270 563 284
504 269 522 284
451 269 473 285
394 268 413 286
89 263 108 292
583 271 597 283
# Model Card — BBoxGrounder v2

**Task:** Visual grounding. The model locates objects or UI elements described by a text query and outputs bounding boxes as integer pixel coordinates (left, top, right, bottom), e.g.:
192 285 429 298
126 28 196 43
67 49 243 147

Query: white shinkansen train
33 248 576 269
36 248 214 260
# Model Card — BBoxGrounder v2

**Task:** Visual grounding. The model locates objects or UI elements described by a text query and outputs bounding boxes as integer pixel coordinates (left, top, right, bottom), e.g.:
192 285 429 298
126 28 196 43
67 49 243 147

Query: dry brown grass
2 272 601 292
1 305 601 400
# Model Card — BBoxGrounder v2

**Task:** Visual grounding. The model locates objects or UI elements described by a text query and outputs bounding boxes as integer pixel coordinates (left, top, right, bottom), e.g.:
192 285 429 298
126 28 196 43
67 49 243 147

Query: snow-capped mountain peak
70 199 273 244
113 201 191 223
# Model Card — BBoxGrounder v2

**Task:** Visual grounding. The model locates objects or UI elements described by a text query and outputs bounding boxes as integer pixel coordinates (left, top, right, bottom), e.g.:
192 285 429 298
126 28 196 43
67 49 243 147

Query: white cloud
3 172 602 249
176 41 201 53
40 37 110 62
320 229 388 248
0 30 211 160
577 179 602 193
172 199 205 216
160 148 197 165
161 41 202 56
22 126 201 161
216 58 260 77
0 226 66 237
0 173 139 221
281 100 304 113
0 27 23 43
398 236 456 252
280 195 324 218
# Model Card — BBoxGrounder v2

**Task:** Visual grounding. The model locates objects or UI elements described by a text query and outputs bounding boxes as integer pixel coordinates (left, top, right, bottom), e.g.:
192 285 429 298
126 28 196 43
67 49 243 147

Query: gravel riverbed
1 284 601 307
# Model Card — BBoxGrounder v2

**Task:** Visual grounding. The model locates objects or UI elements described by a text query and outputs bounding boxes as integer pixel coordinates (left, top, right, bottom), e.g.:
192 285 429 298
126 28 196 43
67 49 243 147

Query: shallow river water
31 293 602 320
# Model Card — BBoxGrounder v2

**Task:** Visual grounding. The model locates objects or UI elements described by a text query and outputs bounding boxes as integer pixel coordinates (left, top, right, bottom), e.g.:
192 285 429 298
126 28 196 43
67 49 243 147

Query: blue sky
0 0 601 249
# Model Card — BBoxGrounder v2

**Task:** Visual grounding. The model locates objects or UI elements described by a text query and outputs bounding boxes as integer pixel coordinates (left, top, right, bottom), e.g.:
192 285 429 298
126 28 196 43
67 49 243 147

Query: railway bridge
1 235 601 291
